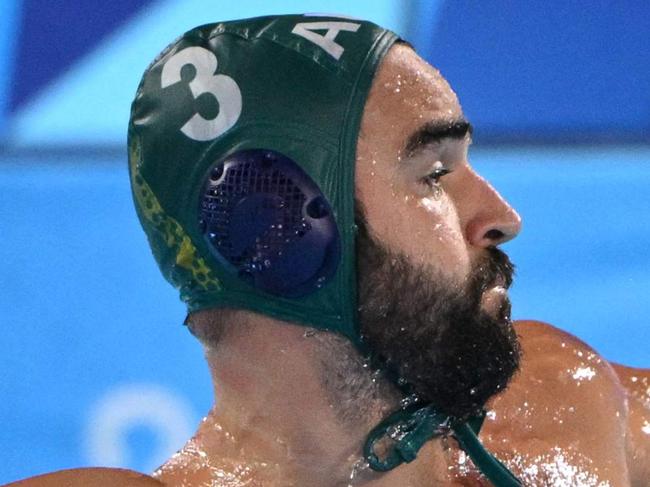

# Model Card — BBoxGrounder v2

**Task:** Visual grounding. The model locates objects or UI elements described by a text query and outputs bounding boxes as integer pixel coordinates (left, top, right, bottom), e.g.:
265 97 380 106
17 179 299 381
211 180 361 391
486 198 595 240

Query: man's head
130 15 522 422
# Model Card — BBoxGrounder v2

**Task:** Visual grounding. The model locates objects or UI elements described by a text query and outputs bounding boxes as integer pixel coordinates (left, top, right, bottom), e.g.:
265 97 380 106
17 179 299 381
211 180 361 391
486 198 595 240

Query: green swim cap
128 14 398 344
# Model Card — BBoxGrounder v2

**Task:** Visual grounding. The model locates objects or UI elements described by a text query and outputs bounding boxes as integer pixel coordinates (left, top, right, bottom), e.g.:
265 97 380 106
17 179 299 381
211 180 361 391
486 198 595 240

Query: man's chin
401 304 521 421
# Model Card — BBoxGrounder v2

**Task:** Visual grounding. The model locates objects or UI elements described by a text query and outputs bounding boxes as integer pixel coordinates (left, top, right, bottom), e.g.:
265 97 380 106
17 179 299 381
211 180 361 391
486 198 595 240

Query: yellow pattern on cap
129 137 220 291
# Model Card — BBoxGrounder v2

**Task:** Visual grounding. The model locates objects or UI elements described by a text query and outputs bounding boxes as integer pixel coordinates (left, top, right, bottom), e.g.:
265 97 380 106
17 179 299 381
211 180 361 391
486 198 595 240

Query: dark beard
356 206 521 422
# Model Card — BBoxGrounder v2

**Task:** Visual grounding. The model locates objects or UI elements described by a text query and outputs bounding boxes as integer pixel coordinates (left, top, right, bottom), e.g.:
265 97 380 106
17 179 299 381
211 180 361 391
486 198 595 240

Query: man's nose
464 173 522 248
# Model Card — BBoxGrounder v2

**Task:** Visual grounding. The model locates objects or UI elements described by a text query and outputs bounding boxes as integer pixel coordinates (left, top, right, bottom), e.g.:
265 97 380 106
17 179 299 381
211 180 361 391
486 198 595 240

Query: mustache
471 247 515 293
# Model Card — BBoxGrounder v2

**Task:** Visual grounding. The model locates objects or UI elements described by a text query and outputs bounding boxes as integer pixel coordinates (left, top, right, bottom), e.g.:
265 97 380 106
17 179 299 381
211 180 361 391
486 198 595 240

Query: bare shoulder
512 319 624 385
478 320 632 484
3 468 164 487
505 319 628 415
506 320 650 485
514 319 618 358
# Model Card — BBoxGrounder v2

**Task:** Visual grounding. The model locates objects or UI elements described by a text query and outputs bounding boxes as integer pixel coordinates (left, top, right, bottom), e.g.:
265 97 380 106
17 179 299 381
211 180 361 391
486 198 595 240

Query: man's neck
154 318 452 486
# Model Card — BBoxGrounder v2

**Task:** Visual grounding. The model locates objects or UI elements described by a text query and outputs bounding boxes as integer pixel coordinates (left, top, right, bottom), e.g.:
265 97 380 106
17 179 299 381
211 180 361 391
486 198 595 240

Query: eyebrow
403 120 473 157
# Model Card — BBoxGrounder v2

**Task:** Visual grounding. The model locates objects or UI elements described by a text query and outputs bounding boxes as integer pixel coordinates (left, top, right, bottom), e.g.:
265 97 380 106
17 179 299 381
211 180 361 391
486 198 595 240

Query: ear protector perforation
198 149 341 298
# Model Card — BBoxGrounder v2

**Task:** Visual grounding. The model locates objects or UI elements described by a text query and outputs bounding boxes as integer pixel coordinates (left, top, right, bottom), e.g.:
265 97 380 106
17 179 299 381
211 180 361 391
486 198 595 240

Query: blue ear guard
198 149 341 298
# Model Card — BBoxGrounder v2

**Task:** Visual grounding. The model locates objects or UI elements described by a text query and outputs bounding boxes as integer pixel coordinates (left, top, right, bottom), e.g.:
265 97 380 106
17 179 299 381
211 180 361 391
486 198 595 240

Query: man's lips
480 284 509 320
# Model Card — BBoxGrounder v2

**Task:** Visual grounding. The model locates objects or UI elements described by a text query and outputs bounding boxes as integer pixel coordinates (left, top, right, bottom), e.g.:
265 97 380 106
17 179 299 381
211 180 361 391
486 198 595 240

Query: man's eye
421 168 452 187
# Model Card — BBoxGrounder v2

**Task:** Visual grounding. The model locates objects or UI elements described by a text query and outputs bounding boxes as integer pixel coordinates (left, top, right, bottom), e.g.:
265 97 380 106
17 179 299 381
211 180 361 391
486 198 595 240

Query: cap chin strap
363 403 523 486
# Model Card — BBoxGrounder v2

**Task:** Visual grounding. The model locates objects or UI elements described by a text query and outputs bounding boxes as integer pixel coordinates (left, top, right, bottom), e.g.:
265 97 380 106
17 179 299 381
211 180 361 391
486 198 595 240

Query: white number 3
161 46 242 142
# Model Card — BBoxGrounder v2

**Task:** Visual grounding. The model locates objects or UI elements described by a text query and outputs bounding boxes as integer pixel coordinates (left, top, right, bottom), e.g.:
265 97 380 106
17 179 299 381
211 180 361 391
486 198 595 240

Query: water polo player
9 14 648 487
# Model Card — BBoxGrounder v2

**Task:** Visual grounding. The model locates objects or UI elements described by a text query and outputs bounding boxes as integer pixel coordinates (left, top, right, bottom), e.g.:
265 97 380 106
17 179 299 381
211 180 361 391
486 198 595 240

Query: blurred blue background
0 0 648 483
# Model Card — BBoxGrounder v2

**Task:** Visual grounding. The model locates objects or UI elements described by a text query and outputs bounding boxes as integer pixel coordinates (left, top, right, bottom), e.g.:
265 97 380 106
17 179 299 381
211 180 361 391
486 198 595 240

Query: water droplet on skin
572 366 596 381
347 457 370 485
303 329 316 338
641 420 650 435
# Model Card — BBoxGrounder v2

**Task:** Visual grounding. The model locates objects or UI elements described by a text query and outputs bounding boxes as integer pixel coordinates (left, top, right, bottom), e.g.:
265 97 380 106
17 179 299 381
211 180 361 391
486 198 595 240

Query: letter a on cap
291 21 361 60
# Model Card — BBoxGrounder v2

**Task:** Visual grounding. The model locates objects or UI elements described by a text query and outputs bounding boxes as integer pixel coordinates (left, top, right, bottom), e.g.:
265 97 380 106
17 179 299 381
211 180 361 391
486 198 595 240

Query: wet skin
7 45 649 487
447 320 650 485
8 327 648 487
